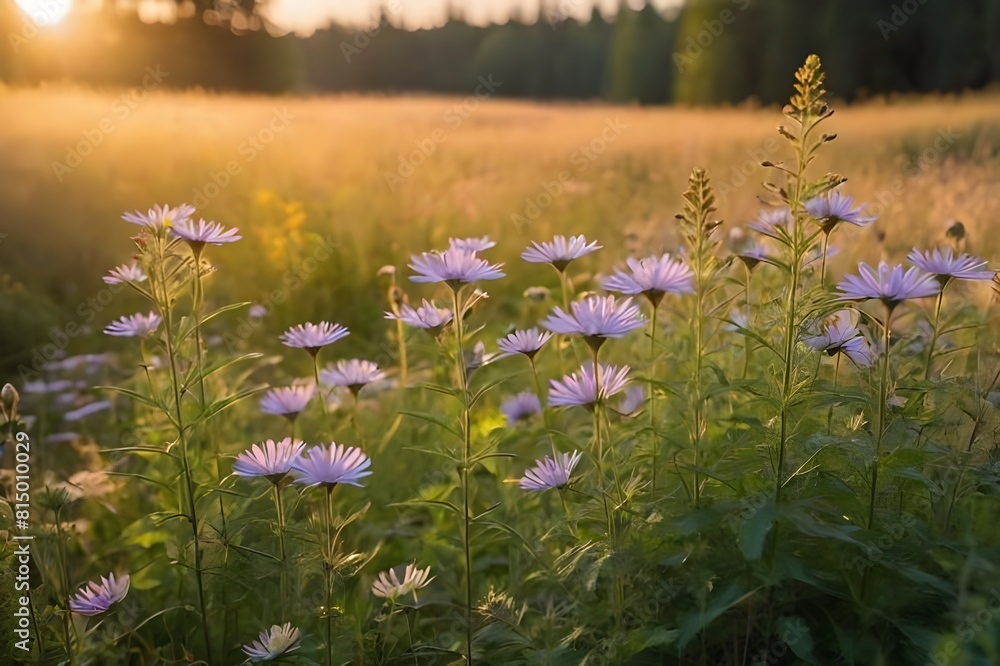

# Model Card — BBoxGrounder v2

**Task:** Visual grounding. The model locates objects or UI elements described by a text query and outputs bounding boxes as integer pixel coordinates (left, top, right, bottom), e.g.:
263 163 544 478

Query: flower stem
868 304 893 530
820 232 830 287
528 357 557 459
649 308 659 492
396 318 409 389
272 483 287 619
325 485 334 666
923 289 945 381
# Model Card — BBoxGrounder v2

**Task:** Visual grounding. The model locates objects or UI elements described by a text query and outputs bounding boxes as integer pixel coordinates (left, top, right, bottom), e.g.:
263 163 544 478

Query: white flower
103 263 147 285
104 312 162 337
371 564 434 602
122 203 195 230
171 218 242 249
449 236 496 252
242 622 301 662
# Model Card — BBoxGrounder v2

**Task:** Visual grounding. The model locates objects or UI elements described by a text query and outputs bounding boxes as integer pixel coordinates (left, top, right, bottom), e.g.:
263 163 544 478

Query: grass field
3 80 1000 664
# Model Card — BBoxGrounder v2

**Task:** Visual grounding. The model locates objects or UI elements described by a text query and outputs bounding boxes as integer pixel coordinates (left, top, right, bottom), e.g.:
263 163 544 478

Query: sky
263 0 681 33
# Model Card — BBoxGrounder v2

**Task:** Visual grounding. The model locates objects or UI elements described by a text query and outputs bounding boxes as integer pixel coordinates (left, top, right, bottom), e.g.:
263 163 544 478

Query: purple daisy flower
260 385 314 420
907 247 994 285
320 359 385 395
603 255 694 306
616 385 646 416
804 311 874 366
121 203 195 230
385 299 453 331
409 247 505 286
501 392 542 425
171 218 242 253
497 327 553 359
519 450 583 491
449 236 496 252
292 442 372 488
805 191 876 233
69 572 130 616
233 438 306 483
549 363 630 409
542 295 645 351
104 311 162 338
280 322 349 356
837 262 940 310
103 263 147 285
748 206 793 239
521 235 601 272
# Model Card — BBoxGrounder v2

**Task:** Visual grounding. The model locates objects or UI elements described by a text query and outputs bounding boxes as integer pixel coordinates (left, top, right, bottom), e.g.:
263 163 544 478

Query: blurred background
2 0 999 375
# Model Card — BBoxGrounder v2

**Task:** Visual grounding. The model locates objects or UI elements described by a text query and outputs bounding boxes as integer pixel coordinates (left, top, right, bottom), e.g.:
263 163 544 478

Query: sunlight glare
15 0 72 26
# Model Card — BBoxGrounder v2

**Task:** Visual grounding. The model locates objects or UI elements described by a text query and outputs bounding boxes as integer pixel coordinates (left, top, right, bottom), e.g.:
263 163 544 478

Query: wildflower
521 234 601 271
723 308 750 332
321 359 385 395
805 191 876 233
549 363 630 409
121 203 195 230
279 322 349 356
22 380 84 394
385 299 453 331
804 311 874 366
372 564 434 603
1 383 19 423
748 206 792 239
259 385 314 420
519 450 583 491
409 247 505 286
501 392 542 425
603 255 694 306
69 573 129 616
727 228 768 270
248 304 269 319
63 401 112 422
103 263 147 285
497 328 553 360
242 623 301 662
172 218 242 255
293 442 372 488
907 247 994 285
616 385 646 416
449 236 496 252
233 438 306 483
837 262 940 310
104 311 162 338
542 295 645 351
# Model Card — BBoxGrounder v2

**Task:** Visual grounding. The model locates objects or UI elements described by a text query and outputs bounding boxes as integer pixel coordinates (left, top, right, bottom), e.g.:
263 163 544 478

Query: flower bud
1 383 18 423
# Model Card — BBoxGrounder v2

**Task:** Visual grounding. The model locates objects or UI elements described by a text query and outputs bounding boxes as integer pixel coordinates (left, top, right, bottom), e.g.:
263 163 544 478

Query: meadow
3 57 1000 665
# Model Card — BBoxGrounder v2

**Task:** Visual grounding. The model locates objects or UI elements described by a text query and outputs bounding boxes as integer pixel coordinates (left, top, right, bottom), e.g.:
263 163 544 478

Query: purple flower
385 299 453 331
497 327 553 359
449 236 496 252
103 263 147 285
409 247 505 285
804 311 874 366
519 450 583 491
805 191 876 233
837 262 940 310
104 311 162 338
907 247 994 285
242 622 301 662
233 438 306 482
521 235 601 271
543 295 645 350
616 385 646 416
69 572 130 616
122 203 195 230
171 218 242 251
320 359 385 395
280 322 349 355
259 385 314 420
501 392 542 425
63 401 112 422
603 255 694 306
293 442 372 488
748 207 793 239
549 363 630 409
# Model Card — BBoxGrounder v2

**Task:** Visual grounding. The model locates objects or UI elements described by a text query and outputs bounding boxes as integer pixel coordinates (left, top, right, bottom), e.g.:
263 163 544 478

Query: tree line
2 0 999 104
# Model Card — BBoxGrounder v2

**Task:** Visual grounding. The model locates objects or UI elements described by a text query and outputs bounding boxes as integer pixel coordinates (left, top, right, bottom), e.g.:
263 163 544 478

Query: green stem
396 318 409 389
451 285 474 666
325 485 334 666
820 232 830 287
827 352 841 435
923 289 945 381
649 308 658 492
273 483 287 618
55 508 74 662
868 304 893 530
528 357 557 459
592 348 612 537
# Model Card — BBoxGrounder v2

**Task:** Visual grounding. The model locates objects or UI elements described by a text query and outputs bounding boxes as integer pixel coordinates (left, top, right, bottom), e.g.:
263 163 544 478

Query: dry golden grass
2 86 999 304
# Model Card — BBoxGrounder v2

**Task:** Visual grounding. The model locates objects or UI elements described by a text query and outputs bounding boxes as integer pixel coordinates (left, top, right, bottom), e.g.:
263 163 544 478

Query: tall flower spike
242 623 301 662
497 327 553 359
385 299 453 332
292 442 372 488
548 363 630 409
519 450 583 491
907 247 994 286
837 262 940 311
521 234 601 272
233 438 306 483
279 322 349 356
409 247 505 286
69 573 130 616
805 191 876 234
603 255 694 307
104 312 162 338
542 295 645 351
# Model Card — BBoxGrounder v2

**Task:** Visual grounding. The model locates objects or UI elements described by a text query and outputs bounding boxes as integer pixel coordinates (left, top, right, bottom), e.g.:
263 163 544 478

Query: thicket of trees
2 0 999 104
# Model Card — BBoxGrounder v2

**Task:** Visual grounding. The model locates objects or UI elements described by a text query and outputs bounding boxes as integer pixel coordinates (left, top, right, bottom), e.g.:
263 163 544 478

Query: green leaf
738 500 778 562
399 410 461 439
96 385 167 412
177 302 251 342
393 499 463 517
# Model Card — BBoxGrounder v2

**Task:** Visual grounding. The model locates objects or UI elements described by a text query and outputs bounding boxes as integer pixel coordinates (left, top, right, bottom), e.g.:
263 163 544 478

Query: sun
14 0 72 25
